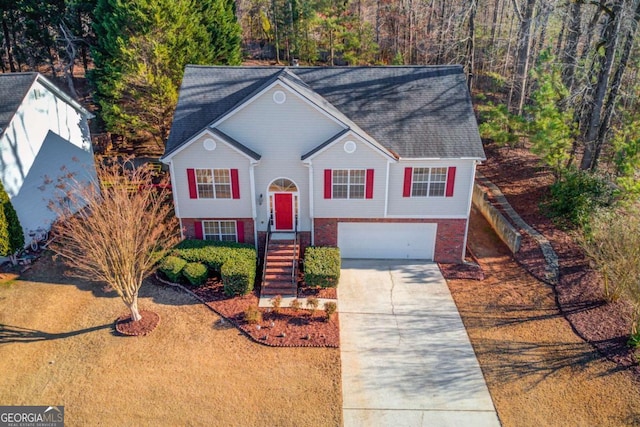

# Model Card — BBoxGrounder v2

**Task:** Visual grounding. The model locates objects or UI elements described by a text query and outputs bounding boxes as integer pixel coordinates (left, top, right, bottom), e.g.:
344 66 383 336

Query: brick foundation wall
312 218 467 263
181 218 255 246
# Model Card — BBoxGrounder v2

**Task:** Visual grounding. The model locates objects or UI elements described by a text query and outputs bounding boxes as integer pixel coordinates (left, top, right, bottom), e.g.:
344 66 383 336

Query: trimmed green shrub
304 246 341 288
173 240 256 274
222 256 256 296
164 240 257 295
182 262 208 287
159 256 187 282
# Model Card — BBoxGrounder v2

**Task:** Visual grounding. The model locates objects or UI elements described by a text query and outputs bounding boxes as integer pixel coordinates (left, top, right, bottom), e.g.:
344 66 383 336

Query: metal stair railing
292 214 299 285
261 213 273 285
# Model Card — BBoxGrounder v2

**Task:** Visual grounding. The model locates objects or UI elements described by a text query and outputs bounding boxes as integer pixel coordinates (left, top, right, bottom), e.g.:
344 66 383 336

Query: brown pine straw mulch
478 142 640 376
154 274 339 348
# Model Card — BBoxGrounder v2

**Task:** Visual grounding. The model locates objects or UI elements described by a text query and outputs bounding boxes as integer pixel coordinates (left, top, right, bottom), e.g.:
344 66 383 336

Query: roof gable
165 65 485 161
0 72 93 138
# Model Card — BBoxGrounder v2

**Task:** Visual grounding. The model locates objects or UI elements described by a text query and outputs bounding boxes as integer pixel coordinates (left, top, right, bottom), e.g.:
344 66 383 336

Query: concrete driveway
339 260 500 427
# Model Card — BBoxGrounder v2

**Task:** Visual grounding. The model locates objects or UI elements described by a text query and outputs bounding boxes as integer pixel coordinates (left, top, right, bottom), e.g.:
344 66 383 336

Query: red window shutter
236 221 245 243
403 167 413 197
446 167 456 197
194 221 203 239
324 169 332 199
366 169 374 199
187 169 198 199
231 169 240 199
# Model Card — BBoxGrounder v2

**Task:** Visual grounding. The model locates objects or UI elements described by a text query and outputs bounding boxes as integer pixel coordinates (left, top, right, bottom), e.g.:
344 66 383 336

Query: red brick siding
312 218 467 263
181 218 255 245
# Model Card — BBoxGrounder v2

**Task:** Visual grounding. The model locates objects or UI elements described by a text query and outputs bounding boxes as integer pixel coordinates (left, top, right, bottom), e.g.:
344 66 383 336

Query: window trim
403 166 456 198
411 167 447 198
325 168 374 200
195 168 231 199
332 169 366 199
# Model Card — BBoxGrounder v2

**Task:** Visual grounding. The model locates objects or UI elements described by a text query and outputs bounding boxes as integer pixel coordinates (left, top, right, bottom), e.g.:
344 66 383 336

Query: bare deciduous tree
50 159 179 322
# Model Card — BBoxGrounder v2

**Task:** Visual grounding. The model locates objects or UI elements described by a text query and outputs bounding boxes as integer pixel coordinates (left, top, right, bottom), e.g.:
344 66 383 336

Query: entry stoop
260 237 298 298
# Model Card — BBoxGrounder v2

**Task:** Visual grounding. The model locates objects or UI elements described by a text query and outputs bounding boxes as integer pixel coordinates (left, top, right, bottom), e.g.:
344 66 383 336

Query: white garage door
337 223 437 260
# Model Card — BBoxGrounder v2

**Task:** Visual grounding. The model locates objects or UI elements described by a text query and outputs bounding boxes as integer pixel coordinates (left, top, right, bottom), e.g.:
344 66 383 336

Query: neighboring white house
0 72 96 239
162 65 485 263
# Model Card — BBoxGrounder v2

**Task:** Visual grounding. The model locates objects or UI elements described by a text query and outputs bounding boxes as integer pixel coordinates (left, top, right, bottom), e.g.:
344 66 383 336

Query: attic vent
344 140 356 154
273 90 286 104
203 138 217 151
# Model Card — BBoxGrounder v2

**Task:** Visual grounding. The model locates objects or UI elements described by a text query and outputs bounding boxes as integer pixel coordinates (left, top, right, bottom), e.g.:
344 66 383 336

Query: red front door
274 193 293 230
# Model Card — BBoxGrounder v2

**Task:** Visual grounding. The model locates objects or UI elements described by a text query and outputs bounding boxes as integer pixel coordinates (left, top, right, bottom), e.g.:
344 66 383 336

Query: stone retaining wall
472 183 522 254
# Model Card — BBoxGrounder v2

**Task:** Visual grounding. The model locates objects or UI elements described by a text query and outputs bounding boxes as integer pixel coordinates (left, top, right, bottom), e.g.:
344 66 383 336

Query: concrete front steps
260 236 298 298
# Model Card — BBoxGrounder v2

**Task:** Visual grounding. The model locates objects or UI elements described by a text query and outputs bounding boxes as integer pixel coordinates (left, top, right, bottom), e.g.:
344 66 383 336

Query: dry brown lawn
0 257 342 427
448 210 640 427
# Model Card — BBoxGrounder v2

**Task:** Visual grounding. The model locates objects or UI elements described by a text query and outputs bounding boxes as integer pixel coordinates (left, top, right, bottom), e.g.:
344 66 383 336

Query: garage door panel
338 223 436 260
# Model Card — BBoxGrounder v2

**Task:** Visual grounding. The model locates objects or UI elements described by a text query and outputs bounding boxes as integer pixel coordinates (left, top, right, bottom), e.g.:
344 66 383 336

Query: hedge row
304 246 341 288
159 240 257 295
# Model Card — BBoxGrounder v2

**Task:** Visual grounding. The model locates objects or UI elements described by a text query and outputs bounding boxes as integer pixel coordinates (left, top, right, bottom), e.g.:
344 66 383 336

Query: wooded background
1 0 640 178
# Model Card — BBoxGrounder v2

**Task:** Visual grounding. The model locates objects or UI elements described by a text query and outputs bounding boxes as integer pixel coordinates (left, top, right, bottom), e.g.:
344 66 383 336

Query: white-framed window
203 220 237 242
332 169 365 199
411 167 447 197
196 169 231 199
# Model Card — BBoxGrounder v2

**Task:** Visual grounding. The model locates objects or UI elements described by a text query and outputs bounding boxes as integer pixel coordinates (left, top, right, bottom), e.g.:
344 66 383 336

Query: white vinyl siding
311 136 387 218
215 85 346 233
387 160 474 217
170 133 252 219
0 80 95 239
203 220 237 242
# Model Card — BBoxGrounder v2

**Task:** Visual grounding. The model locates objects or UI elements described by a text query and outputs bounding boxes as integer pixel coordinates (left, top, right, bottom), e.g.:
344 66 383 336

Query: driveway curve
339 260 500 427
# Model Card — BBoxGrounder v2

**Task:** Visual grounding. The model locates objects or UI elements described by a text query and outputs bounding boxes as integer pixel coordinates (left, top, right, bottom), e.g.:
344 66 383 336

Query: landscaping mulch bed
478 142 640 376
115 310 160 336
298 283 337 299
155 274 339 348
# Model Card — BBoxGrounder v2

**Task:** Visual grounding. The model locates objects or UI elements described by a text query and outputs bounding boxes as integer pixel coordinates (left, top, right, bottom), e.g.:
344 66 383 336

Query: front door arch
269 178 298 231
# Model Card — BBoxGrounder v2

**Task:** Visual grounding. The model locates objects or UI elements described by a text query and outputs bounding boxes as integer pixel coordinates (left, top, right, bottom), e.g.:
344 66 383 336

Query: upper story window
196 168 231 199
403 166 456 198
333 169 365 199
411 167 447 197
187 168 240 200
324 168 374 199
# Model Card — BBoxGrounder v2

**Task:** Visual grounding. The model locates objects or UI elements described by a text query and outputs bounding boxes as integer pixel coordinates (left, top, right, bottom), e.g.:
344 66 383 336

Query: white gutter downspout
249 161 258 250
462 161 478 261
306 162 315 246
165 160 184 240
384 160 391 217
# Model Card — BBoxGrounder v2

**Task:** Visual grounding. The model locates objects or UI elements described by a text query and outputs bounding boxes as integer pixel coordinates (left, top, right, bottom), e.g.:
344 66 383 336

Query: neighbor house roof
0 73 38 137
0 72 93 138
164 65 485 160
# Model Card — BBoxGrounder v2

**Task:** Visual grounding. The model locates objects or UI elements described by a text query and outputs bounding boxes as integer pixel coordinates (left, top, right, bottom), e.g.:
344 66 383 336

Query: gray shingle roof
0 73 38 137
165 65 485 160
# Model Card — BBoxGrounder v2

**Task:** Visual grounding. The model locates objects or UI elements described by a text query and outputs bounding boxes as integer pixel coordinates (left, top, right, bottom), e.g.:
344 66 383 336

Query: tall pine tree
91 0 241 146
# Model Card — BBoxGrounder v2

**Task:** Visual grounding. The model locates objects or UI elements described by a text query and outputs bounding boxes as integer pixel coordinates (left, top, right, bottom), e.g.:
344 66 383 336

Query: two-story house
162 65 485 263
